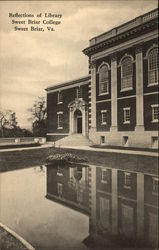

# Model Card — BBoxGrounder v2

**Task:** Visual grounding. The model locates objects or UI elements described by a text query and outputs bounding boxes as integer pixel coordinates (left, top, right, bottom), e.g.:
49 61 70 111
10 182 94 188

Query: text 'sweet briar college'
46 9 158 149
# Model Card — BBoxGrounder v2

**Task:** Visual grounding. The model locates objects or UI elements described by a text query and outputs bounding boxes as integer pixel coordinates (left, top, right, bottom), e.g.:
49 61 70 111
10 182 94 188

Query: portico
68 99 88 137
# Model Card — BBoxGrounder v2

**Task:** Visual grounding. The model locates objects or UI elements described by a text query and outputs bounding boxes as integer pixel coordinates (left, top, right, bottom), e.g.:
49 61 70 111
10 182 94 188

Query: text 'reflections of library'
46 8 158 149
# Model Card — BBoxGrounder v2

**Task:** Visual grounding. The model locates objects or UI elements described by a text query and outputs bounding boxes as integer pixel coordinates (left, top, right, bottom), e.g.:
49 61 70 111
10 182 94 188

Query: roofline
45 75 90 92
83 8 158 55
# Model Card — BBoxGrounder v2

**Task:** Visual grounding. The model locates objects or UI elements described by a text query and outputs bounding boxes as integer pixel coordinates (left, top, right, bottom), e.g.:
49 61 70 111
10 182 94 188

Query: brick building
46 8 158 149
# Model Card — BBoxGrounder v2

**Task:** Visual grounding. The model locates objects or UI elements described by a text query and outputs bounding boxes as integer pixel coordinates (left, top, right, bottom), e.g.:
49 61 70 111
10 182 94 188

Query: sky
0 0 157 129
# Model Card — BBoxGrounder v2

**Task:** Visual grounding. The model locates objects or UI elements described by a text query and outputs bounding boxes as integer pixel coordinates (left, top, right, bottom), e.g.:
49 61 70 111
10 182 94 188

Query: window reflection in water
46 163 158 248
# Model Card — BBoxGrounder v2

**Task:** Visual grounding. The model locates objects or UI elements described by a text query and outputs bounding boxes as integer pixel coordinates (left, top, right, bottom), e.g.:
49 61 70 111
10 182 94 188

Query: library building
46 8 158 149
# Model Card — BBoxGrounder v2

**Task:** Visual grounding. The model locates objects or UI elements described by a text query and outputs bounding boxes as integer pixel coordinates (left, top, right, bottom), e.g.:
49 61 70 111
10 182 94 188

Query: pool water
0 162 158 249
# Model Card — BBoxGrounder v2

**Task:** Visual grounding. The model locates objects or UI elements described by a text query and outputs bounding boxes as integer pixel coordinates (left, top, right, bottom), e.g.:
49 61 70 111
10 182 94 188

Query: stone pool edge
0 222 35 250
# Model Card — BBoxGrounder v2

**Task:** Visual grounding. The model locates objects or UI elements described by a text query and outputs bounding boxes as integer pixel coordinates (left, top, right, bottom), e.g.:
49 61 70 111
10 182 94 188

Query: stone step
55 134 93 147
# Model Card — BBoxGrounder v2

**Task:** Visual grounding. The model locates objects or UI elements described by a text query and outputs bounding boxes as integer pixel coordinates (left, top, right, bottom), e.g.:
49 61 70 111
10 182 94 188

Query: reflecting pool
0 161 158 249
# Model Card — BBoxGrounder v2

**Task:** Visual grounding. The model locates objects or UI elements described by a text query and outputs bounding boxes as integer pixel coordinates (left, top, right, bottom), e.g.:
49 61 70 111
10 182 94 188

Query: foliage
0 110 17 137
46 153 88 164
0 109 33 138
28 97 47 136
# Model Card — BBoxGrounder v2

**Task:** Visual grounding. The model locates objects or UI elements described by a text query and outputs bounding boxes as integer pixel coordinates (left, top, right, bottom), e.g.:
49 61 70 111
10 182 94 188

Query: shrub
46 153 87 164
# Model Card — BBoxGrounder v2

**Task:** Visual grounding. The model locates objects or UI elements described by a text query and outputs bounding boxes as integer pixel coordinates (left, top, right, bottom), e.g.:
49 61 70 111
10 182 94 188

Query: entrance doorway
77 117 82 133
74 109 82 134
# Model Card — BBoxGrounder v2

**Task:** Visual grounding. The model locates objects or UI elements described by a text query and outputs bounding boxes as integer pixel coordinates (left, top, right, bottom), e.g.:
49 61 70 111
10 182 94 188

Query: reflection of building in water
89 165 158 247
46 164 89 214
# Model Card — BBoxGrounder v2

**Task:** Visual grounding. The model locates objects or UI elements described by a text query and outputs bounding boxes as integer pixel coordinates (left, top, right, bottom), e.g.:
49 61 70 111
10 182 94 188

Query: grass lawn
91 144 158 152
0 227 27 250
0 146 158 175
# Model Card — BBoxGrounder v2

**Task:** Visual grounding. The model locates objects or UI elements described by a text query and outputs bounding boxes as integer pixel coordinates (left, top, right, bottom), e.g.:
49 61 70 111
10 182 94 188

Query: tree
0 109 18 137
28 97 47 136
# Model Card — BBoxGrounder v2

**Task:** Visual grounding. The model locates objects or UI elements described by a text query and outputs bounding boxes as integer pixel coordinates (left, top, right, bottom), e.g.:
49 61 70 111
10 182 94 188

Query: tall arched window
99 64 109 94
148 48 158 85
121 56 133 91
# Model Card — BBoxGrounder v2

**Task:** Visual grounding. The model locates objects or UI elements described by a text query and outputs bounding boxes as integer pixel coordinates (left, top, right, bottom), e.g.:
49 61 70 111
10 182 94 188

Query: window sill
152 191 158 196
57 172 63 176
101 180 108 184
148 82 159 87
57 127 63 129
101 122 107 125
124 185 131 190
57 102 63 104
151 120 158 123
123 121 130 124
120 87 133 92
99 92 109 96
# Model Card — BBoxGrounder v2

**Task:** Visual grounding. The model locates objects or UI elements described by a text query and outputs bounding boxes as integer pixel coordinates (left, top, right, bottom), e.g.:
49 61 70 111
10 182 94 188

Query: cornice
83 18 158 57
46 75 90 92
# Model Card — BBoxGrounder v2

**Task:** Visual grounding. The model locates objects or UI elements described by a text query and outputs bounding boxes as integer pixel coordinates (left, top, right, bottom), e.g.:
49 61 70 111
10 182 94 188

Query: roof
45 75 90 92
83 8 158 56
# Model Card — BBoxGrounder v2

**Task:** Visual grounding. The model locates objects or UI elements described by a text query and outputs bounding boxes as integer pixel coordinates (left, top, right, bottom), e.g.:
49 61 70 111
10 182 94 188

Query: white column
69 109 74 134
135 46 144 131
137 172 144 240
90 165 97 238
110 55 118 131
112 168 118 235
82 108 86 136
90 60 96 130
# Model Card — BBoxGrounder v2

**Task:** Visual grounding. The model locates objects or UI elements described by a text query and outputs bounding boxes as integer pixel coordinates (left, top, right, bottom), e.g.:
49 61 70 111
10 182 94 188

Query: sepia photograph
0 1 158 250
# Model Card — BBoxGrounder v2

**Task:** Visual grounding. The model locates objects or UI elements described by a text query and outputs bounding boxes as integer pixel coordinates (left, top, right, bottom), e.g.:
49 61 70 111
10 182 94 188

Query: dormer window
99 64 109 95
58 92 63 104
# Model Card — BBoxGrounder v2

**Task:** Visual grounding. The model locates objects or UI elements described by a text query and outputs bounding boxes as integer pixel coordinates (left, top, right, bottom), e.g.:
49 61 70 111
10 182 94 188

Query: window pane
148 48 159 85
121 57 133 90
58 92 63 103
99 65 109 94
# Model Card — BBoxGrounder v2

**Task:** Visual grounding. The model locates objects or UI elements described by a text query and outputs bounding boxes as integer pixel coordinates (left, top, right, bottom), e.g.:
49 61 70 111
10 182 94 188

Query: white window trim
101 168 108 184
76 86 82 99
120 87 133 92
151 104 159 123
101 110 107 125
120 55 133 92
123 107 131 124
124 172 131 189
57 92 63 104
152 177 159 195
57 112 63 129
98 63 110 95
147 47 158 86
148 82 159 87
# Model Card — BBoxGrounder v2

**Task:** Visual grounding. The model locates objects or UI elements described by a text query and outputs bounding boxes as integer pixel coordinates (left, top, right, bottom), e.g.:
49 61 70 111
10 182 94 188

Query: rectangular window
101 110 107 124
57 112 63 129
58 92 63 104
123 136 129 147
57 183 63 196
77 87 82 98
100 136 105 144
123 107 130 124
101 168 108 184
100 81 109 94
124 172 131 189
152 177 158 194
151 104 159 123
121 76 133 91
152 136 158 149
